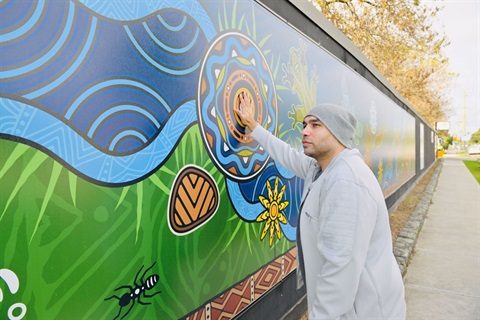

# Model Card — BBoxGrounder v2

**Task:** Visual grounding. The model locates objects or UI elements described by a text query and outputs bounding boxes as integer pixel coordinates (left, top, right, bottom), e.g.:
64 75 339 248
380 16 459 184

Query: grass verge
463 160 480 184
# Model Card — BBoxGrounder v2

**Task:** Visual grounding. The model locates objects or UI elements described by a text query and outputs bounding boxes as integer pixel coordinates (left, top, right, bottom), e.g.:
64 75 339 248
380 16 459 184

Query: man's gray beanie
305 104 357 149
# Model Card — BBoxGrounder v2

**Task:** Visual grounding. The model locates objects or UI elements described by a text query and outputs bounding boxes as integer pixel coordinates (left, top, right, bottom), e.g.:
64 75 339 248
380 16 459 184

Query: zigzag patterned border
184 247 297 320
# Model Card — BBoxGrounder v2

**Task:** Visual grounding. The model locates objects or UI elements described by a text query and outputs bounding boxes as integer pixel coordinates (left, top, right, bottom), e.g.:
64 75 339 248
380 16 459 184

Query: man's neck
317 146 346 170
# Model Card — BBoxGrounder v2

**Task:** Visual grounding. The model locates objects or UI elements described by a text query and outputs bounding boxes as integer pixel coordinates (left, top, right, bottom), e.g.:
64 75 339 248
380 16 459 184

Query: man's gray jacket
251 125 406 319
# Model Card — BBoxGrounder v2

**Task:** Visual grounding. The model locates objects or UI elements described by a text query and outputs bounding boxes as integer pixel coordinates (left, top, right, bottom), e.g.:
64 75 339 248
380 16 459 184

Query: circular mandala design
197 32 277 180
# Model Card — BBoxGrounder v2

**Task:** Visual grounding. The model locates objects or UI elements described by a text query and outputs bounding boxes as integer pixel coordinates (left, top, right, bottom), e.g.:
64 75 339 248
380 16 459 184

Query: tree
310 0 453 127
470 129 480 144
437 130 451 149
444 136 453 150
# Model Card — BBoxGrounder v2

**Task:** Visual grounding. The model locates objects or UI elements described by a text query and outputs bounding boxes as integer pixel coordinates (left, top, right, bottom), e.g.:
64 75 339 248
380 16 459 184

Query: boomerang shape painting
0 0 415 319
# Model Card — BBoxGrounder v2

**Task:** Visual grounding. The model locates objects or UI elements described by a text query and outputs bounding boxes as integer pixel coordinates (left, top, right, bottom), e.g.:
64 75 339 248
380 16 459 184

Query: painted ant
105 262 161 319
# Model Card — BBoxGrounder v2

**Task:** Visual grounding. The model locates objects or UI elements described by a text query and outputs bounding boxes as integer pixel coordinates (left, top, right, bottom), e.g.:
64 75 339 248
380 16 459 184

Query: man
235 92 406 319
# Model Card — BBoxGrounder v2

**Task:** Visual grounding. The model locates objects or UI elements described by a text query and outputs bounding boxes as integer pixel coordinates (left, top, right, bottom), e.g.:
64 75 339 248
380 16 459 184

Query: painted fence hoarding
0 0 415 319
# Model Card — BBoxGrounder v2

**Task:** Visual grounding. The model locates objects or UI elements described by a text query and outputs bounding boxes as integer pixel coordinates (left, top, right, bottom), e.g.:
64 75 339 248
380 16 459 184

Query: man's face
301 116 342 160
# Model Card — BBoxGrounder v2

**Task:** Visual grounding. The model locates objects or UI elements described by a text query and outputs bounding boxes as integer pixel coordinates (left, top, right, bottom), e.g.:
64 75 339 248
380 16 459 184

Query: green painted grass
463 160 480 184
0 124 296 319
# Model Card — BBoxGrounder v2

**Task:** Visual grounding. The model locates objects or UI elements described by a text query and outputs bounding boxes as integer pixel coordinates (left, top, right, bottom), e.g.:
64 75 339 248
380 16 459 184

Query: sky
427 0 480 139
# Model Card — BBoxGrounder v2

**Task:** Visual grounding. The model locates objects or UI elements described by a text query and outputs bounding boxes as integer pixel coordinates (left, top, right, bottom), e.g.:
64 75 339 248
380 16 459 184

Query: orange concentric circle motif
223 70 262 145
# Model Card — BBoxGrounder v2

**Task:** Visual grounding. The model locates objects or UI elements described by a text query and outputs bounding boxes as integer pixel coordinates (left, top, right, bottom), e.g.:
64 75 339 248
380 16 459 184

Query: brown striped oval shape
168 165 219 235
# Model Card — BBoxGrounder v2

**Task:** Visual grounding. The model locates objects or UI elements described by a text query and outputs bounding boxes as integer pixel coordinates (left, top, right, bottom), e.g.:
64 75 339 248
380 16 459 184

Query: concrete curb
393 159 443 277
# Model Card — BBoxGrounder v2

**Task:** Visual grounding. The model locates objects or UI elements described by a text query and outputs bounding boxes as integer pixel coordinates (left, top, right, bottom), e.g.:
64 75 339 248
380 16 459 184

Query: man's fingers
237 91 253 118
237 94 242 113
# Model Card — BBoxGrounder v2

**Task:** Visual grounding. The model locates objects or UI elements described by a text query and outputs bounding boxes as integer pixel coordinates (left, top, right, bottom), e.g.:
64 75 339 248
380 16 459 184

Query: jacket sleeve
310 179 377 319
250 125 314 180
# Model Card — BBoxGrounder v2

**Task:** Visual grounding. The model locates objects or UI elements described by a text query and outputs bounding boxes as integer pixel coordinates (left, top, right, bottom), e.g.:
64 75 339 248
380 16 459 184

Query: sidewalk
404 154 480 319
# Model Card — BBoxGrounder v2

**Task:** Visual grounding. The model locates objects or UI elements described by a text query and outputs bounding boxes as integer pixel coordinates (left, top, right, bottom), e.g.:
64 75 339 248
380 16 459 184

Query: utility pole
463 91 467 149
463 91 466 134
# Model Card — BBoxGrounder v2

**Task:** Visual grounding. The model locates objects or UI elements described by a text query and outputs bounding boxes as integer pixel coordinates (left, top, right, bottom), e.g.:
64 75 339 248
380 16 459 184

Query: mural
0 0 415 319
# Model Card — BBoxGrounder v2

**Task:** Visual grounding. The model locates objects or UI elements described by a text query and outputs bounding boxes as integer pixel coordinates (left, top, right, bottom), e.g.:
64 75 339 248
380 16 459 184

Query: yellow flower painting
257 177 289 246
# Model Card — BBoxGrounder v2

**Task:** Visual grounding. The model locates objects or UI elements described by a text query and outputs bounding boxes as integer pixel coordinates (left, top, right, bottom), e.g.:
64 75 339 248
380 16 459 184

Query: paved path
404 155 480 319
